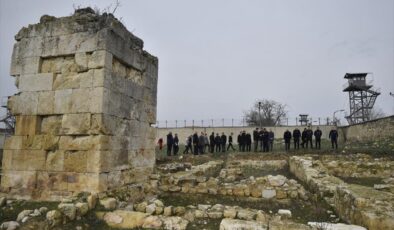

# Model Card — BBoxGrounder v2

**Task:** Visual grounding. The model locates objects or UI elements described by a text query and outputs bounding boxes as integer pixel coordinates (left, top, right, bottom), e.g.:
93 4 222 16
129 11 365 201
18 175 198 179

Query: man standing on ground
167 132 174 156
209 132 215 153
241 131 247 152
301 128 307 148
284 129 292 151
221 132 227 152
329 128 338 150
306 127 313 149
173 133 179 155
314 127 322 150
246 132 252 152
227 133 236 151
204 133 209 153
268 129 275 151
199 132 205 154
293 128 301 150
215 133 222 152
237 132 242 152
193 132 199 155
262 128 270 152
183 135 193 154
253 128 259 152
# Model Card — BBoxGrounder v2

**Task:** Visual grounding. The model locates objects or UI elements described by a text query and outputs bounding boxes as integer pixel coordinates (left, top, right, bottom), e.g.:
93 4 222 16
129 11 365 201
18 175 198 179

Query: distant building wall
156 125 336 144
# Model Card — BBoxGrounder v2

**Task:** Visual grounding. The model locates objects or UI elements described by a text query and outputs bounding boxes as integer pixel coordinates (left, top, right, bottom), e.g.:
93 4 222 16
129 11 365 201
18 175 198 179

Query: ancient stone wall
339 115 394 143
1 8 158 200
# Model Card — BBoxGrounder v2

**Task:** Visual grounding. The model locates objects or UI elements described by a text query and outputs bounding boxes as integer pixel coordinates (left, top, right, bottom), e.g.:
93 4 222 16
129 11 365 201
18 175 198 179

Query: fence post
286 118 289 126
175 120 178 128
201 120 204 127
232 119 234 127
184 120 186 128
165 120 167 128
318 117 321 125
242 118 245 127
192 120 194 129
222 118 224 127
211 119 213 127
296 118 298 126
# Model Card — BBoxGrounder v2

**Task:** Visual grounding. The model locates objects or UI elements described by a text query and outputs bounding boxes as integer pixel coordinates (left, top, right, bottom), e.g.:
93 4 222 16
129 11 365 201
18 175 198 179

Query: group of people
160 127 339 156
282 127 338 151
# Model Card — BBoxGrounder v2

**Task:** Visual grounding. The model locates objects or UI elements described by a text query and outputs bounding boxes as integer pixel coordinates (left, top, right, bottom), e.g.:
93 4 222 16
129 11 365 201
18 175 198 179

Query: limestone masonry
1 8 158 200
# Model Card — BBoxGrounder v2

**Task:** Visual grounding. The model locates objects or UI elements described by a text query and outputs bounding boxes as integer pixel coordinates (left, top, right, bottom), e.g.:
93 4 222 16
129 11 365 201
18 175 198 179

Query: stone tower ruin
1 8 158 200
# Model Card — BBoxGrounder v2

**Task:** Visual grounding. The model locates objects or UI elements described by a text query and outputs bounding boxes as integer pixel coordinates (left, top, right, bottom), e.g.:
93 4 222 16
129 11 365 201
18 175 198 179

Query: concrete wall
156 125 335 144
339 115 394 143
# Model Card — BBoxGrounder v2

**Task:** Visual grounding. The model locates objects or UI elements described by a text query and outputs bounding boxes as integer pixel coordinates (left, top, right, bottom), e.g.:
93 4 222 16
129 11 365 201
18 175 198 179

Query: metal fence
155 117 336 128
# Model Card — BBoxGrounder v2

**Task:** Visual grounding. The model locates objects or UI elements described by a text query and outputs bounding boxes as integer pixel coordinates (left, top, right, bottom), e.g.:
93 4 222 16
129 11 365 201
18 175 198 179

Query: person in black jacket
173 133 179 155
209 132 215 153
215 133 221 152
293 128 301 150
268 129 274 151
301 128 307 148
261 128 270 152
253 128 259 152
166 132 174 156
258 129 264 151
192 132 199 155
237 132 242 152
227 133 236 151
183 135 193 154
314 127 322 149
306 127 313 149
245 132 252 152
220 133 227 152
241 131 247 152
283 129 292 151
329 128 338 149
198 132 205 154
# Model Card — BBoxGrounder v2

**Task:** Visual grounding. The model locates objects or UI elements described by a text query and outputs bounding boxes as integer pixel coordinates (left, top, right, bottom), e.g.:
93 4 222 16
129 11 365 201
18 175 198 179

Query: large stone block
9 92 39 115
46 150 65 172
88 50 112 69
8 150 46 171
15 115 41 135
54 89 72 114
19 73 54 91
60 113 90 135
64 151 87 173
37 91 55 114
10 56 41 76
41 115 62 135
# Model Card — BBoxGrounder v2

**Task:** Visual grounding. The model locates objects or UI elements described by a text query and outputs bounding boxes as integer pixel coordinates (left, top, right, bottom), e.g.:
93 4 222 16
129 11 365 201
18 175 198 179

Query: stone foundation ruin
1 8 158 200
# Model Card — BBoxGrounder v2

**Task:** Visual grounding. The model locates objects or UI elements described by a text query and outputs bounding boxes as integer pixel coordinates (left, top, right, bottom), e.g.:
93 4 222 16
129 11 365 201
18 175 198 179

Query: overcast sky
0 0 393 125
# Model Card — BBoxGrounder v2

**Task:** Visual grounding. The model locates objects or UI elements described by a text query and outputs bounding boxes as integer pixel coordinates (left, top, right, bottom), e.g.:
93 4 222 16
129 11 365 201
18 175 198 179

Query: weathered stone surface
2 8 158 201
308 222 366 230
161 216 188 230
16 210 33 222
262 189 276 199
99 198 117 211
97 210 149 229
0 221 20 230
58 203 77 220
219 218 267 230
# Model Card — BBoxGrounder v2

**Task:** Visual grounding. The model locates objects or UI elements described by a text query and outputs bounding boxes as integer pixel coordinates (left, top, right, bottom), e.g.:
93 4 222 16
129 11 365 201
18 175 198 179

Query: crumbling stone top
15 7 145 52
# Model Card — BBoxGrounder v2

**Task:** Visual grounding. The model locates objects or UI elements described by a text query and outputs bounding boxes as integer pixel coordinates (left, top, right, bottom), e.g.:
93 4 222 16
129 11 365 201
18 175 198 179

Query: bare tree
244 99 288 126
369 107 385 120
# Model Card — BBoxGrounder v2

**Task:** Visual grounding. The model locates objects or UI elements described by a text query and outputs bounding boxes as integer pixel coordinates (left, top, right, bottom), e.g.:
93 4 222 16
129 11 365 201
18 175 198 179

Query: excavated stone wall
1 8 158 200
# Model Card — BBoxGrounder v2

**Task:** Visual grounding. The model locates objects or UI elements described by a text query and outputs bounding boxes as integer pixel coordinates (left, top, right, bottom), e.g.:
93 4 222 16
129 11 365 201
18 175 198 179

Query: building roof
344 73 368 79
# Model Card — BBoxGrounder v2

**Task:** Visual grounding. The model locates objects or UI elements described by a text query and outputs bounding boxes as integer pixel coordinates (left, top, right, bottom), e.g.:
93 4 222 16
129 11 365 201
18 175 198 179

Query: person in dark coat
183 135 193 154
262 128 270 152
215 133 221 152
314 127 322 149
283 129 292 151
199 132 205 154
227 133 236 151
293 128 301 150
253 128 259 152
258 129 264 151
166 132 174 156
173 133 179 155
237 132 242 152
220 132 227 152
241 131 247 152
245 132 252 152
268 129 274 151
301 128 307 148
209 132 215 153
192 132 199 155
306 127 313 149
329 128 338 149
